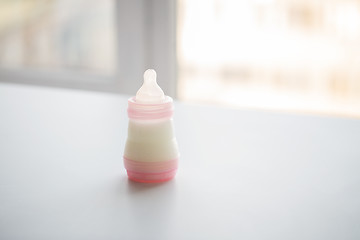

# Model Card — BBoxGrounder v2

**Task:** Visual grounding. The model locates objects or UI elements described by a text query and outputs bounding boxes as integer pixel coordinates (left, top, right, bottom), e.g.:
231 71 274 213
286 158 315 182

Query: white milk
124 118 179 162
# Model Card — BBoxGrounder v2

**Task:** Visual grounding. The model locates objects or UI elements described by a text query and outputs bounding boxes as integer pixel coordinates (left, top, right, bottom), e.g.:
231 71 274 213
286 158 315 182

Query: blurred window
0 0 175 95
0 0 116 75
177 0 360 117
1 0 360 117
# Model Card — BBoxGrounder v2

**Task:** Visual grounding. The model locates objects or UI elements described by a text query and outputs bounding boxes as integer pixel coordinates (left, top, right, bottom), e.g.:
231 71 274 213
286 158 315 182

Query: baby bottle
123 69 179 183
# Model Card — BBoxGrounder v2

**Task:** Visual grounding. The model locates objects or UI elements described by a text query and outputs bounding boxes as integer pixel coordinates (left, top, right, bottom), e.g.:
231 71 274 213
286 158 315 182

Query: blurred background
0 0 360 117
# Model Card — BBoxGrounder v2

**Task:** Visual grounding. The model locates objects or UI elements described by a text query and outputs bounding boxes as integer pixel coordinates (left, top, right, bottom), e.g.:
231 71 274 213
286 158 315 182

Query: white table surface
0 83 360 240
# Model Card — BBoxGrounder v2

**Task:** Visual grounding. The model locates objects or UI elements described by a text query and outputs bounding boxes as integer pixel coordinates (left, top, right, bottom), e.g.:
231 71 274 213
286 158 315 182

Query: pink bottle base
124 157 178 183
126 169 177 183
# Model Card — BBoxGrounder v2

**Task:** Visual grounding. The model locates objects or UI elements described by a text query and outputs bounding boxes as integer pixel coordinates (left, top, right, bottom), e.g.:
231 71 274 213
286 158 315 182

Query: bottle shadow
125 177 176 194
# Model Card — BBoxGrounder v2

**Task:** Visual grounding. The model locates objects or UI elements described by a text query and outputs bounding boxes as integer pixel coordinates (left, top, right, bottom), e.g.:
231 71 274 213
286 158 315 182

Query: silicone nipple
135 69 165 103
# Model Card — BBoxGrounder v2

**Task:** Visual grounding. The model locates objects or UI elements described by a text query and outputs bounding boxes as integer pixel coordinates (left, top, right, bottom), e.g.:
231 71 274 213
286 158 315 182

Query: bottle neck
127 96 173 120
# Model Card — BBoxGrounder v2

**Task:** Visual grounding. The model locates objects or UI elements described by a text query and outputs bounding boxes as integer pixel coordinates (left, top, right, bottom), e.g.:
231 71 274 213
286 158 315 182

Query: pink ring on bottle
127 96 173 120
124 157 178 183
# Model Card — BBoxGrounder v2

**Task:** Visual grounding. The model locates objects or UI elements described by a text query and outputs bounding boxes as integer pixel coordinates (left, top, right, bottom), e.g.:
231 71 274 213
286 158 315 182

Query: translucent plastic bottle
123 69 179 183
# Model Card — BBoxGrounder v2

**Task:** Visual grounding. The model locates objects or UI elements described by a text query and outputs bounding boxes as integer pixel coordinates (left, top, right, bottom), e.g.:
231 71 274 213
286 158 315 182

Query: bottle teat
135 69 165 104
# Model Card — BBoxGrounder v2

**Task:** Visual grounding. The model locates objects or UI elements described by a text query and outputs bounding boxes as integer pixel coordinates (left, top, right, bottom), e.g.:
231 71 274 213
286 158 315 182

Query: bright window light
177 0 360 117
